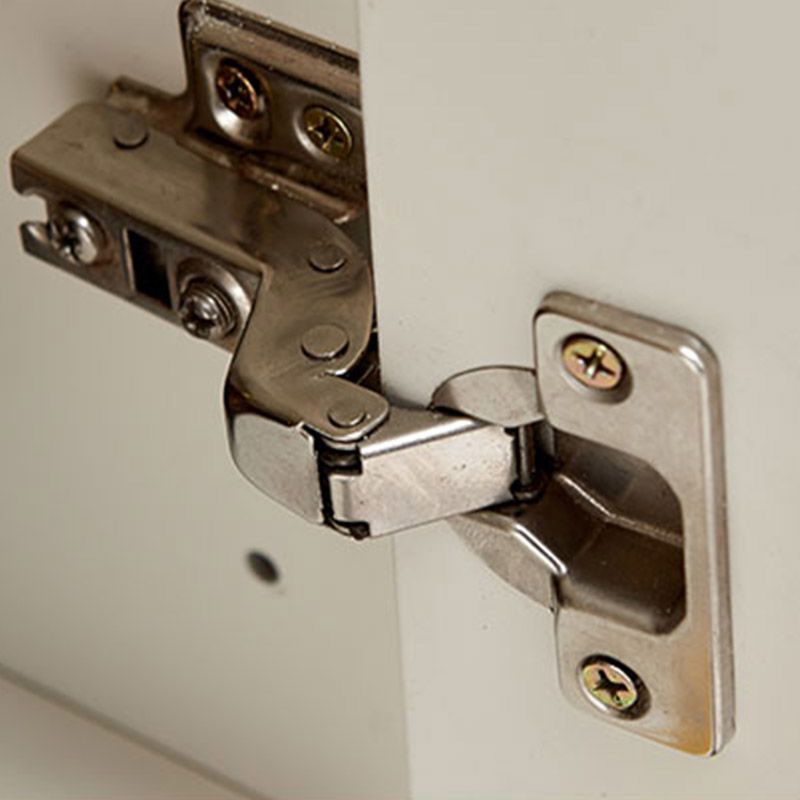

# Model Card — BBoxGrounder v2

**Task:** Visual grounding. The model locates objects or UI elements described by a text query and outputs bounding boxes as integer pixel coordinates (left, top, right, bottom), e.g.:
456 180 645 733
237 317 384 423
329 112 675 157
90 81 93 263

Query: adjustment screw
580 657 641 714
301 324 349 360
562 336 625 391
308 242 348 273
302 106 353 160
178 278 238 341
47 206 104 266
328 398 368 429
215 60 266 120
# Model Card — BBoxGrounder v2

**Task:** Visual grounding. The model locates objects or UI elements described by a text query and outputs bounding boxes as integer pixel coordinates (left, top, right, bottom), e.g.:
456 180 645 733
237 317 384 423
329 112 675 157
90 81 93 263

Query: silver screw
580 657 641 714
308 242 347 273
301 324 349 361
178 278 238 341
562 336 625 391
47 206 104 266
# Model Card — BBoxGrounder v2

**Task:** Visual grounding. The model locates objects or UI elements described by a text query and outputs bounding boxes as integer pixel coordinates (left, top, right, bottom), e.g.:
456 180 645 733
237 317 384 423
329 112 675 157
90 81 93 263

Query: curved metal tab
432 366 542 427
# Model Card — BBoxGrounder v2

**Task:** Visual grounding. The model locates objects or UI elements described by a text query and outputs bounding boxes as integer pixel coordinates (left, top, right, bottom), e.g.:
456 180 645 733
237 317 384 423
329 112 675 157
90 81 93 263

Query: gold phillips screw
303 106 353 160
562 336 625 391
580 658 640 713
215 61 265 120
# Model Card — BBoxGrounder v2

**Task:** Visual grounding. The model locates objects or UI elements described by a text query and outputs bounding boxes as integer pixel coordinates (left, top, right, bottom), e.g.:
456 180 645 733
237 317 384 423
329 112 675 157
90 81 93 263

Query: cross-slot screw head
580 657 641 714
302 106 353 160
562 335 625 391
178 278 238 341
215 60 266 120
47 206 104 266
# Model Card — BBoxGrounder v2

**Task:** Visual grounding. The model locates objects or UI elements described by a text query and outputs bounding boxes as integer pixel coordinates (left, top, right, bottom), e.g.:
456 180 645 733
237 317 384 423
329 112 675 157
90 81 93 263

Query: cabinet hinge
10 0 733 757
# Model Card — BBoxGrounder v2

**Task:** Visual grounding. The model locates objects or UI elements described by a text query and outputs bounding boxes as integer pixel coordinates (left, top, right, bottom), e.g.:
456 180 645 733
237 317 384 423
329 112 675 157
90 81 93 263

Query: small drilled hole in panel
247 551 280 585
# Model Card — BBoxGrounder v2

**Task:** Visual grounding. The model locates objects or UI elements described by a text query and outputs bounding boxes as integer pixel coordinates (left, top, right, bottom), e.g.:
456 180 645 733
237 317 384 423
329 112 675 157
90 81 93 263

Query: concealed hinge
10 0 733 756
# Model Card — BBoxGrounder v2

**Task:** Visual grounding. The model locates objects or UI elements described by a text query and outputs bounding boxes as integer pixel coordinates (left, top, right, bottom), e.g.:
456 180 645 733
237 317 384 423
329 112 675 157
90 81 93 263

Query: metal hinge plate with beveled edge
10 0 733 757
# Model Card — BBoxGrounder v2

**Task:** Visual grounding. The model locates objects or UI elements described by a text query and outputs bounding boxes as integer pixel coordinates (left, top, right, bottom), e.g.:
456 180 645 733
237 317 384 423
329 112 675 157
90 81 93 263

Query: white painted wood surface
0 672 244 799
358 1 800 797
0 3 407 799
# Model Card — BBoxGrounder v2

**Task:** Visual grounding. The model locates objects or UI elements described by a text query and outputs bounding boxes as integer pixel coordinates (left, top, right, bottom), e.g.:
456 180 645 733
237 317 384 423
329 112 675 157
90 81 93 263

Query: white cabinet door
0 3 407 799
358 1 800 797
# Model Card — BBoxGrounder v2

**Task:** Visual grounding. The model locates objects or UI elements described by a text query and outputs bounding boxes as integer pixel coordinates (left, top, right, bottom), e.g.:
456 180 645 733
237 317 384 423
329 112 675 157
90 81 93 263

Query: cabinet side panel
359 0 800 796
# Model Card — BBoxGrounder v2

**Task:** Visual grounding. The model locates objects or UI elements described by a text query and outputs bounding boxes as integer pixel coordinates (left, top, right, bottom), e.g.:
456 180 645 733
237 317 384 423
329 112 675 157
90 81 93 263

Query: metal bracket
9 0 733 755
445 294 733 756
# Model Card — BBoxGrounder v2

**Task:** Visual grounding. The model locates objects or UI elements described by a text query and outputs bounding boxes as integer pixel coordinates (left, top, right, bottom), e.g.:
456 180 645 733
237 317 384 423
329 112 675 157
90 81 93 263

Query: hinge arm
324 408 517 537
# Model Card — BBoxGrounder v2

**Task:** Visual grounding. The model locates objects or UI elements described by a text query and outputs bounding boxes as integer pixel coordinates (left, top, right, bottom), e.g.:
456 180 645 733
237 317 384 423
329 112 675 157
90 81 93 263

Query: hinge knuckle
325 409 517 536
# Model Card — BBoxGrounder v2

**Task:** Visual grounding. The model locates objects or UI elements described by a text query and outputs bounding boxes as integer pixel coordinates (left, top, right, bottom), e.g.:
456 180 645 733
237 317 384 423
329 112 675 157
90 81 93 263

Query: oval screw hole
247 551 280 585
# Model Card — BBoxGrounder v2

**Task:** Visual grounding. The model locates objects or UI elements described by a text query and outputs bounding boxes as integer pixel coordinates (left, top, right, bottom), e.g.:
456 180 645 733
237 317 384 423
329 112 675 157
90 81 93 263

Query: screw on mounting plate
562 336 625 391
303 106 353 160
580 657 642 715
178 278 238 341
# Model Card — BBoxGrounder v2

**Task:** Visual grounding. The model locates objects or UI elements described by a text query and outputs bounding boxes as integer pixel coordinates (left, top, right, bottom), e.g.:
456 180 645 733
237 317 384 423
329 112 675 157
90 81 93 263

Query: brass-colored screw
303 106 353 160
215 61 265 120
580 658 640 713
562 336 625 391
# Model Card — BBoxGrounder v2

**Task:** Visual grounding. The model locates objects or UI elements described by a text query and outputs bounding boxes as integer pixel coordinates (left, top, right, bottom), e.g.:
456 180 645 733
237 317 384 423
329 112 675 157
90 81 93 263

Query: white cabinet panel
0 3 408 799
358 1 800 796
0 673 244 799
